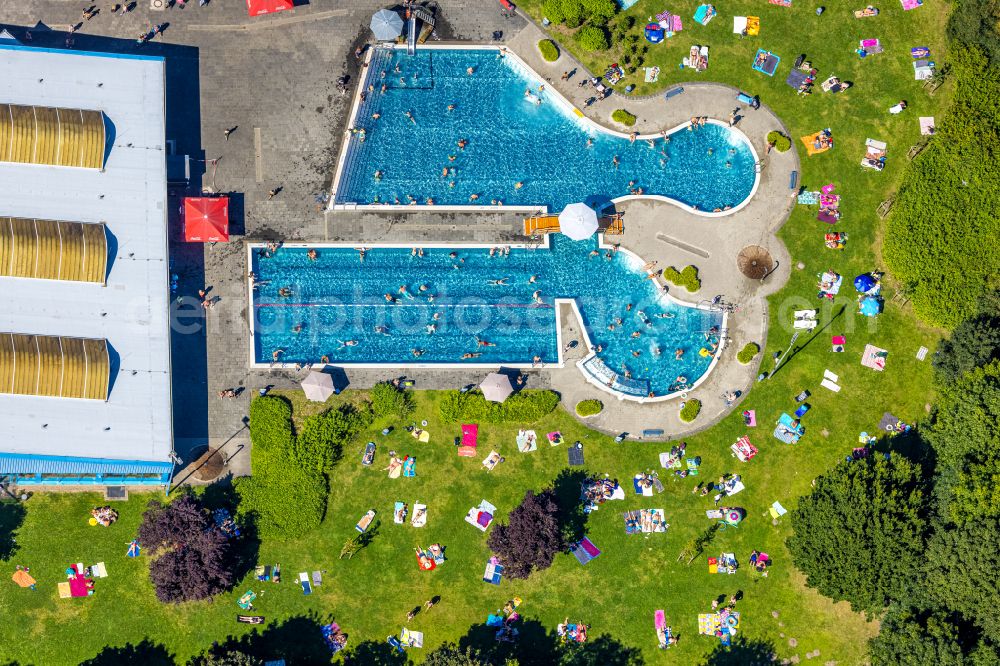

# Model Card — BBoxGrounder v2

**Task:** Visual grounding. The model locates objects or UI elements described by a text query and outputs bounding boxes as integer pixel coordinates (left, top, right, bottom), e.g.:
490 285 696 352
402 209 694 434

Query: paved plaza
0 1 795 480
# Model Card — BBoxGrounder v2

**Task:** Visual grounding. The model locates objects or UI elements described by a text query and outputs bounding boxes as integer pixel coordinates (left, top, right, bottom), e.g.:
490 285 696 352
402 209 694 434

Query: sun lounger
642 429 665 439
483 559 504 585
356 509 375 533
568 442 585 466
571 537 602 565
861 344 888 371
523 215 560 237
821 378 841 392
298 572 311 595
411 503 427 528
602 214 624 235
824 369 839 382
482 450 502 472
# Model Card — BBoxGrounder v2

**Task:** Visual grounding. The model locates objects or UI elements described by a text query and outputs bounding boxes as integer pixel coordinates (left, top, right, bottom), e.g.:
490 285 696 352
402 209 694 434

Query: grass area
0 2 956 664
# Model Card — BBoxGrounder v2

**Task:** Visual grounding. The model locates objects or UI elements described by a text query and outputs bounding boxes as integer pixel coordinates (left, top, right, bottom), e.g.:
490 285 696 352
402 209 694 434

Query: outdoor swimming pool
333 46 758 212
250 237 724 399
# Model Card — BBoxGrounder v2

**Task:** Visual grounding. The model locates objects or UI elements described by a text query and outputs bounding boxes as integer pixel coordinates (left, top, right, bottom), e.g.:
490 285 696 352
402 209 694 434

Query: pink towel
672 15 683 31
655 610 666 630
861 38 879 48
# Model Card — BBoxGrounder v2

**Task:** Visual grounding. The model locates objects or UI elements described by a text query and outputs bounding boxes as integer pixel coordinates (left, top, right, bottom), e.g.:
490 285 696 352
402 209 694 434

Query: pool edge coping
327 43 760 218
244 237 727 404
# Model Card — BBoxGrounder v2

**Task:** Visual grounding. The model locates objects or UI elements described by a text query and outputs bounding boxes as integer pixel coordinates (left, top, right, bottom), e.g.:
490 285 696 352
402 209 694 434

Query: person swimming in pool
278 287 292 297
292 324 303 334
307 248 318 260
405 110 415 124
476 337 496 348
514 181 523 190
529 274 539 284
384 293 395 303
374 326 390 336
654 346 662 356
412 348 425 358
457 138 467 149
612 155 620 168
656 312 675 319
337 339 359 349
461 352 482 359
487 278 509 286
533 290 543 303
675 349 684 360
426 323 436 335
447 103 456 111
586 138 594 148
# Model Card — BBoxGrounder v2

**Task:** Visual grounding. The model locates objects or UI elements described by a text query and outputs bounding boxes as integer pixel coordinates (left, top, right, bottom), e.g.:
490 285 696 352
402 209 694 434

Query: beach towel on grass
571 537 602 565
644 66 660 83
861 344 888 371
394 501 407 524
516 430 538 452
411 503 427 528
633 475 655 496
298 572 311 595
484 559 503 585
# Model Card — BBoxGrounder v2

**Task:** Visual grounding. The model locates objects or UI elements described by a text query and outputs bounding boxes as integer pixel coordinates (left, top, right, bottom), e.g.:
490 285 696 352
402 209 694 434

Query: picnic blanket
411 428 430 443
484 558 504 585
752 49 780 76
547 431 563 446
731 435 758 461
411 503 427 528
516 429 538 452
571 537 602 565
693 4 715 25
659 451 683 469
568 442 585 466
861 344 888 371
644 66 661 83
919 116 936 135
238 589 256 610
402 456 416 477
12 570 35 588
482 450 503 472
743 410 757 427
298 572 311 595
401 628 424 648
901 0 921 9
633 474 661 496
624 508 667 534
801 131 833 155
465 500 496 531
774 413 804 443
797 190 820 205
786 68 810 90
655 11 684 31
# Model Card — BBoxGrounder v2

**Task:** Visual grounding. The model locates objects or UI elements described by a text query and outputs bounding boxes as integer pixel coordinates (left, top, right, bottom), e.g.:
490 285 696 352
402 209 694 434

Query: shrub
933 291 1000 383
248 395 295 455
541 0 565 23
138 493 236 603
679 399 701 422
439 389 560 423
661 265 701 292
611 109 636 126
296 405 370 473
737 343 761 364
538 39 560 62
369 381 414 420
577 25 608 51
581 0 618 24
883 50 1000 327
766 131 791 152
575 399 603 417
487 489 565 579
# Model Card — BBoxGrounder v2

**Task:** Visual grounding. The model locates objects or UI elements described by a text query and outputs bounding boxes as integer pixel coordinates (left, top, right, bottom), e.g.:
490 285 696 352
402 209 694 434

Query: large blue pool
333 47 757 211
251 238 723 397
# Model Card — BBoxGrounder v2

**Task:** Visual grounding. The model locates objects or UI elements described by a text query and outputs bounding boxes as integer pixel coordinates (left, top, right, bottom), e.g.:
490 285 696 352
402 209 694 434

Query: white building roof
0 45 172 464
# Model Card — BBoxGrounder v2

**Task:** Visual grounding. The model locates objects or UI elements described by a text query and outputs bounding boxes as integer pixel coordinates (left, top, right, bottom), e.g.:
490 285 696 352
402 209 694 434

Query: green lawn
0 2 955 663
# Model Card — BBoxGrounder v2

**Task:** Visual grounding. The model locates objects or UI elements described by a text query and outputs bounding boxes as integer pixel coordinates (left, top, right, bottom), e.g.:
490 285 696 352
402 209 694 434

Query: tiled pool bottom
250 237 724 399
332 46 757 212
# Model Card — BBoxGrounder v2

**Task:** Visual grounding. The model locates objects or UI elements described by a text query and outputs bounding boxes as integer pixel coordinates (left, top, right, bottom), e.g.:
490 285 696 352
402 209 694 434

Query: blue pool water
252 238 723 397
335 47 757 211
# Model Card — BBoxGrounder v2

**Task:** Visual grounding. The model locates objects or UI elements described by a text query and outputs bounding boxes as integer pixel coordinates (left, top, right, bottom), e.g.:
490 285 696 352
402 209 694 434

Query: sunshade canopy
558 203 599 241
0 217 107 283
0 333 110 400
370 9 405 40
859 296 881 317
246 0 293 17
301 370 335 402
0 104 105 169
184 197 229 242
480 373 513 403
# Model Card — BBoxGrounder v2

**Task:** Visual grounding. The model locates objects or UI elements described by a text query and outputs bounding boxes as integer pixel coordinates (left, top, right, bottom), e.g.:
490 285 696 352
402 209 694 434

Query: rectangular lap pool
250 236 724 399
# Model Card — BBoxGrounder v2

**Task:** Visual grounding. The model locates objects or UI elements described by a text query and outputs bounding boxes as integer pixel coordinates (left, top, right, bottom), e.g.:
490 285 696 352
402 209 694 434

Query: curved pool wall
247 236 727 403
330 44 760 217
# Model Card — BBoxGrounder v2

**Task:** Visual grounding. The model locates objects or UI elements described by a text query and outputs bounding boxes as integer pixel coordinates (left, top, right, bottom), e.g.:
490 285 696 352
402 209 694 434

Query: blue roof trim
0 451 173 475
0 43 164 63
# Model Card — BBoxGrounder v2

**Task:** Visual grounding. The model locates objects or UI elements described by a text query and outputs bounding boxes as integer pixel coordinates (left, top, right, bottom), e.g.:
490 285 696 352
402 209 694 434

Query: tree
577 26 609 51
488 489 565 579
787 456 930 615
924 518 1000 638
934 291 1000 383
558 635 642 665
701 636 777 665
924 362 1000 524
561 0 584 27
424 643 493 666
541 0 565 24
295 405 370 473
138 493 236 603
193 650 262 666
869 607 968 666
580 0 616 25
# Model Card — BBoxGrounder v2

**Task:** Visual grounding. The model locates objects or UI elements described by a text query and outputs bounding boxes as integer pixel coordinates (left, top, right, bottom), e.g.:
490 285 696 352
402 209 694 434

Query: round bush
611 109 636 127
661 265 701 292
538 39 560 62
767 131 792 152
679 399 702 423
577 25 609 52
575 399 603 417
737 342 760 364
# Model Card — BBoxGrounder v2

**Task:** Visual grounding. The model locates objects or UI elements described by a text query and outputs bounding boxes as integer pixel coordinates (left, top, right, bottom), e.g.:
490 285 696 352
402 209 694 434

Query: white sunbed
821 378 841 392
823 369 839 382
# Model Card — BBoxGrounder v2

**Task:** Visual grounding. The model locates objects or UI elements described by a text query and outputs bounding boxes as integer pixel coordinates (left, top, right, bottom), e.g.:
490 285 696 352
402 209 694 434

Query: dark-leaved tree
869 606 973 666
138 493 236 603
423 643 494 666
487 489 565 579
933 291 1000 383
787 455 930 615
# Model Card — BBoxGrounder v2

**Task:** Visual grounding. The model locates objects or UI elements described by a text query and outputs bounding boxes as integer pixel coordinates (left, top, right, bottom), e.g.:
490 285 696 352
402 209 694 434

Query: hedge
661 265 701 292
577 25 609 51
439 390 560 423
575 399 603 417
248 396 295 455
369 382 414 420
737 343 761 364
611 109 636 126
766 131 791 152
679 399 702 422
296 405 371 473
538 39 560 62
